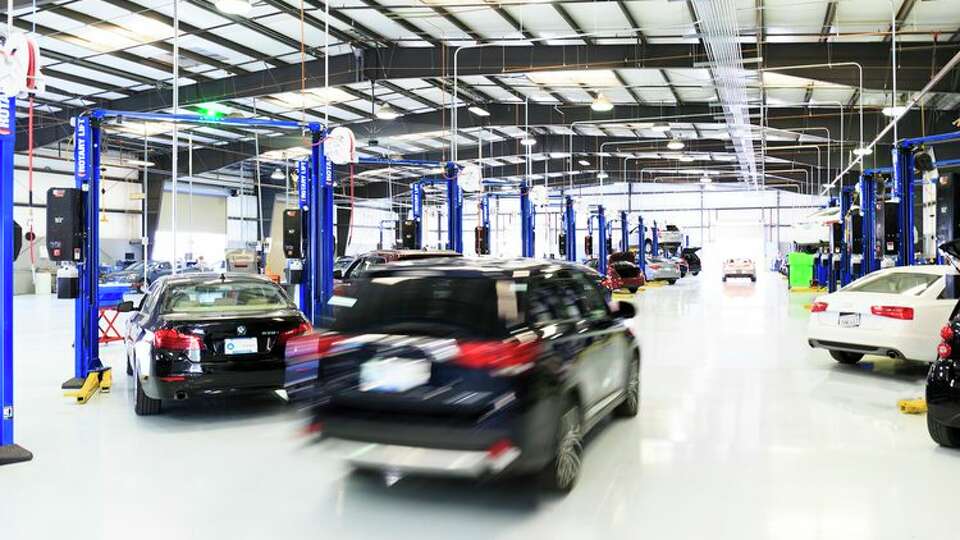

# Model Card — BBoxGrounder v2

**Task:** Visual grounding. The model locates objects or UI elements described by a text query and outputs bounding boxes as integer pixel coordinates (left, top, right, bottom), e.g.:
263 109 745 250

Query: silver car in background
644 256 681 285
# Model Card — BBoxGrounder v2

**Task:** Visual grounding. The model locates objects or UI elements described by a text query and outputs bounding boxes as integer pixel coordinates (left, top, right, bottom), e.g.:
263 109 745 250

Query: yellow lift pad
897 398 927 415
64 367 112 404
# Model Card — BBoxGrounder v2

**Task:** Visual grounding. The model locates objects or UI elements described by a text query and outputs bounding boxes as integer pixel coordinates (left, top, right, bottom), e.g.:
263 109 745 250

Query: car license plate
838 313 861 328
360 357 431 393
224 337 258 355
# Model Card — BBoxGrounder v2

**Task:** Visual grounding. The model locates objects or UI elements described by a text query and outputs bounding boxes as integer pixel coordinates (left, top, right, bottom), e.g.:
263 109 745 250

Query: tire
614 356 640 418
829 350 863 365
722 276 727 282
692 271 700 276
750 276 756 282
628 287 638 293
928 415 960 448
540 399 583 493
667 279 677 285
134 366 162 416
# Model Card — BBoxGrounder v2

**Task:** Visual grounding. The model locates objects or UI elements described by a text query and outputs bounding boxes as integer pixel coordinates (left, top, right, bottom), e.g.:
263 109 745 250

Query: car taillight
870 305 914 320
649 264 661 270
153 328 204 351
278 321 313 346
938 342 953 359
810 301 828 313
455 340 540 372
941 325 955 341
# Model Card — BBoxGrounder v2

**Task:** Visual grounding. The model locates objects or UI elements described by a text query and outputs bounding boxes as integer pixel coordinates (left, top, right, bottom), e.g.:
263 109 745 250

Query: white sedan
807 265 958 364
723 258 756 282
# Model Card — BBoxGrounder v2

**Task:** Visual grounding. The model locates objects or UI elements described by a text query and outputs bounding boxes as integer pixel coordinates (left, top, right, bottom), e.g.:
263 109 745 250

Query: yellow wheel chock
897 398 927 415
64 367 112 404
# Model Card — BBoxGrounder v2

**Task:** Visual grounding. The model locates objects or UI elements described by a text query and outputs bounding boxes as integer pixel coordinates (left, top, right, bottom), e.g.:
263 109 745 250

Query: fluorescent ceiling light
650 124 671 133
520 137 537 147
273 88 355 109
882 106 908 117
526 69 619 87
700 175 712 184
124 159 155 167
597 172 609 179
549 152 570 158
667 138 685 150
215 0 252 15
578 160 590 166
853 147 873 157
590 93 614 112
678 155 695 162
375 104 400 120
468 106 490 117
271 168 285 181
260 146 311 160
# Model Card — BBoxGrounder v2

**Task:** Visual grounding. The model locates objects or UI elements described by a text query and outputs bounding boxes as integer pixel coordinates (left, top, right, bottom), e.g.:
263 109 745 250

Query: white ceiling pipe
820 48 960 196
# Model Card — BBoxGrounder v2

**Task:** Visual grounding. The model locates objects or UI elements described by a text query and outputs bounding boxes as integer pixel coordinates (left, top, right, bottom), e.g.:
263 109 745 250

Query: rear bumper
310 396 561 476
807 317 935 361
928 359 960 427
724 270 755 277
142 367 284 400
321 439 520 478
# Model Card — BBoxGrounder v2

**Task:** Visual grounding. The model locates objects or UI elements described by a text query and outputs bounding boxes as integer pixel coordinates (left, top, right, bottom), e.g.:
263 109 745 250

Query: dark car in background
681 247 702 276
123 273 311 415
285 258 640 492
102 261 202 290
927 240 960 448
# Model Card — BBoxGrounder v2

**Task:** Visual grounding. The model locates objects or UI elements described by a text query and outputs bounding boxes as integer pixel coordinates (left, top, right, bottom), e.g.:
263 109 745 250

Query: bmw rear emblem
237 326 247 336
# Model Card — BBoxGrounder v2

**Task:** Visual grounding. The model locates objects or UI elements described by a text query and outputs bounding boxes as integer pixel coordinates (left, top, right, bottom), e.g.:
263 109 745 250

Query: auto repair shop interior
2 0 960 539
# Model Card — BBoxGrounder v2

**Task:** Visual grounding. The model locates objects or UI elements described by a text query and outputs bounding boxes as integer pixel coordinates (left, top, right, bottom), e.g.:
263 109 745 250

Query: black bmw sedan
285 258 640 492
123 273 312 415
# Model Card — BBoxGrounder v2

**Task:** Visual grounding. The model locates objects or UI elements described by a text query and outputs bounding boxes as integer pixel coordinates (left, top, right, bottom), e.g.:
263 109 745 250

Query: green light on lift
198 102 230 119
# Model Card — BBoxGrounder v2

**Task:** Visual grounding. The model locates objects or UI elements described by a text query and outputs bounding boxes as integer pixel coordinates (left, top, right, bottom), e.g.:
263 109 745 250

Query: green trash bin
787 252 814 289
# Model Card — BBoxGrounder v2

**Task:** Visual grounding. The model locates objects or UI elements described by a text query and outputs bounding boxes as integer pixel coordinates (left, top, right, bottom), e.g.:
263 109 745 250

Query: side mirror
615 300 636 319
116 300 136 313
332 269 343 280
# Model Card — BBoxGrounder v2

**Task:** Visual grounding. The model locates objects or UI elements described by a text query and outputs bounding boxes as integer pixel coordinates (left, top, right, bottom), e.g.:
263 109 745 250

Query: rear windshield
329 275 521 338
160 279 291 313
844 272 941 295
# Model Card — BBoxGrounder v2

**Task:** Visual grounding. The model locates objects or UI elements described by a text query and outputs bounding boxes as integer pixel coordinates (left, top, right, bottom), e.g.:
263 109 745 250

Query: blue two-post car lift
0 95 33 465
65 109 334 391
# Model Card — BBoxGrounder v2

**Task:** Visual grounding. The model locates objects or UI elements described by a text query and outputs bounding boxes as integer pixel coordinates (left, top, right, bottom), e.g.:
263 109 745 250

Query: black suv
285 258 640 492
927 240 960 447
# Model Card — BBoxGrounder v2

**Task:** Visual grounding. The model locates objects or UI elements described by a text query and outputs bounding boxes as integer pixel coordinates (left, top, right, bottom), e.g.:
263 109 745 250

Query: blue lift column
520 181 534 257
445 162 463 253
479 195 491 255
619 210 628 252
63 112 105 389
0 96 32 465
637 215 645 274
303 124 333 326
859 172 877 275
564 195 577 262
297 159 311 313
410 181 424 250
597 205 608 275
839 186 852 286
893 143 916 266
651 220 659 257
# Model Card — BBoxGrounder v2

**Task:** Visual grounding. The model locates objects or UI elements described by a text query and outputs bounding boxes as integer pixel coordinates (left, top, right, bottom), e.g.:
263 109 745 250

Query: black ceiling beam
20 43 958 151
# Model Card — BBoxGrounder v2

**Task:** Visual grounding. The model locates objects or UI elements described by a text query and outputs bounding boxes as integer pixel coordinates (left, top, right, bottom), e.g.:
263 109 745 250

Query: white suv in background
723 258 756 282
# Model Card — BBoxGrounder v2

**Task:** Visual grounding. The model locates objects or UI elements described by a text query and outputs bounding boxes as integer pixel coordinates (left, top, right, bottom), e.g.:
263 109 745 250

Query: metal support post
564 195 576 262
445 163 463 253
651 220 659 257
313 126 334 324
520 181 533 257
297 159 311 314
411 181 424 250
0 95 32 465
619 210 628 252
597 206 607 275
839 186 853 286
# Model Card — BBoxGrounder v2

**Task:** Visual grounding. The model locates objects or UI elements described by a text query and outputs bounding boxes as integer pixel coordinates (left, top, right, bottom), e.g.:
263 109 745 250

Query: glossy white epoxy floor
2 271 956 540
